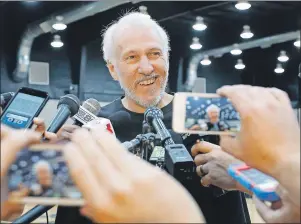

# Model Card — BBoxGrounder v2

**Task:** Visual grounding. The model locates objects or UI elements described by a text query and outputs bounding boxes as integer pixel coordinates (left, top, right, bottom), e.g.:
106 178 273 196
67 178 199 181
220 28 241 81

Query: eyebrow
123 48 162 56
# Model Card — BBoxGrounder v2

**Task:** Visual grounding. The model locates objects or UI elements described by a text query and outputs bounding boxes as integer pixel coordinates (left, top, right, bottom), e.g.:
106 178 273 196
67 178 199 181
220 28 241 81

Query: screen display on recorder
185 96 240 132
7 142 83 205
1 93 45 129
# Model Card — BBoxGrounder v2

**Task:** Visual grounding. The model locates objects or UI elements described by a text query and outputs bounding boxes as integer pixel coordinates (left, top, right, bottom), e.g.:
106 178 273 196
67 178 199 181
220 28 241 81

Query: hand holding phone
6 141 84 206
1 87 49 129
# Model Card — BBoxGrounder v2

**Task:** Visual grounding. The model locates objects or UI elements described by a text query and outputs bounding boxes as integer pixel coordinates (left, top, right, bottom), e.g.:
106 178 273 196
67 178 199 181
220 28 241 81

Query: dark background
1 1 300 102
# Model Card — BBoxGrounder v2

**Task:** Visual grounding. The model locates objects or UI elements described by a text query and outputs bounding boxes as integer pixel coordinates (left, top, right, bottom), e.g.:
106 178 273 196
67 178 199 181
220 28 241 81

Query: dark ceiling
1 1 300 99
2 1 300 53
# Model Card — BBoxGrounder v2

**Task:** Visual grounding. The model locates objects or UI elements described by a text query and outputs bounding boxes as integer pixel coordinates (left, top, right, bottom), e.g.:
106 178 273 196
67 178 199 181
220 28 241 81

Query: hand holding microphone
33 97 100 140
191 140 250 193
63 126 204 223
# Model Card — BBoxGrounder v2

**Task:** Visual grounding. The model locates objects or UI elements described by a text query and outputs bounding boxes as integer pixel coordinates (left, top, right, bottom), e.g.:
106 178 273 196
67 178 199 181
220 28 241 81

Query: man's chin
136 95 162 108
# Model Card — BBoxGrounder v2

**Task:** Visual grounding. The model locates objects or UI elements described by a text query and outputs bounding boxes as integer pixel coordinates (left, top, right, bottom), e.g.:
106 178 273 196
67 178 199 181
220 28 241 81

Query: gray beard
118 75 168 108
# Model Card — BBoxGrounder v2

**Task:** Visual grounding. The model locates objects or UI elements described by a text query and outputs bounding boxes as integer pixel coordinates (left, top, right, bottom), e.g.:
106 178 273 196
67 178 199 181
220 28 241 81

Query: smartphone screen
7 142 84 206
184 95 240 134
1 88 49 129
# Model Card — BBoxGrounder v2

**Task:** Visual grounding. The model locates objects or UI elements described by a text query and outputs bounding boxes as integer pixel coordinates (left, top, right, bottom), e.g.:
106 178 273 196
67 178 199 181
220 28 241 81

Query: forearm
273 152 300 207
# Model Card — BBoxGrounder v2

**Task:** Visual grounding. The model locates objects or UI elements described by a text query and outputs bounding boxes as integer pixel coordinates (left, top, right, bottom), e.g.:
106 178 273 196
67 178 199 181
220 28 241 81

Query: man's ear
107 62 119 81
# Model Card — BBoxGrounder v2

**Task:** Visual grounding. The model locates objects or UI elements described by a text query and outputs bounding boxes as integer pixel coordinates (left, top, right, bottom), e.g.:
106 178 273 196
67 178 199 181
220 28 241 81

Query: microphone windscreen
58 94 81 116
1 92 15 107
109 111 131 128
82 98 101 115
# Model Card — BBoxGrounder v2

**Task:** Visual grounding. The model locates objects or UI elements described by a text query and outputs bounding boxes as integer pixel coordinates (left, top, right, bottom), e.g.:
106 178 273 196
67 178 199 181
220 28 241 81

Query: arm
272 151 300 207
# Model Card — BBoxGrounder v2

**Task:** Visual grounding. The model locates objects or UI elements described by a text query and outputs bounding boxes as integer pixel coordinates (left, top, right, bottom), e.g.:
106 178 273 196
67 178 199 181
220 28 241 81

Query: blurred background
1 1 300 102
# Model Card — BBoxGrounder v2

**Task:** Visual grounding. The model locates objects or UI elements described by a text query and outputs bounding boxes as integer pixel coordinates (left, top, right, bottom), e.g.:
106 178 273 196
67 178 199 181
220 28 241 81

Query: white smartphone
172 92 241 135
6 141 84 206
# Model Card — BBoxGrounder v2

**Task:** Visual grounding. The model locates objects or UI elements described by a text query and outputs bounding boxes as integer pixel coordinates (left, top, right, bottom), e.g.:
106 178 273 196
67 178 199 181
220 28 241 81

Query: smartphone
1 87 49 129
228 164 280 202
6 141 84 206
172 92 240 135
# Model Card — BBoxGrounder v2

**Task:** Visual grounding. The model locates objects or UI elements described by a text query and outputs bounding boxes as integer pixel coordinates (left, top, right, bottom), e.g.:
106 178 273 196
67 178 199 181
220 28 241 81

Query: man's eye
126 55 136 60
151 52 161 56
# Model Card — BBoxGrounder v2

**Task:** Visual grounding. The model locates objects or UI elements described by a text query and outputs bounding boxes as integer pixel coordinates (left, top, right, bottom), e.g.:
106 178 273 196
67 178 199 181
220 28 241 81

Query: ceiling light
240 25 253 39
274 63 284 74
277 51 289 62
235 59 245 70
230 44 242 55
190 37 202 50
139 5 151 18
294 37 300 48
52 16 67 31
192 16 207 31
200 55 211 66
51 35 64 48
235 1 251 10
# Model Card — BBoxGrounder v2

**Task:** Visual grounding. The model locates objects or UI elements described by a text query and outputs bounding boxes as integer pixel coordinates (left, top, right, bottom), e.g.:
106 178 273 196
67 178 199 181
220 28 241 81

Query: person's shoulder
99 98 123 115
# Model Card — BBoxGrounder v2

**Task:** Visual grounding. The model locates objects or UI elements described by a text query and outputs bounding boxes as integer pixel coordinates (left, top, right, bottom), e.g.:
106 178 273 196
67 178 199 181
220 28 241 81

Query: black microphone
122 135 143 152
72 98 101 126
12 205 53 224
0 92 14 108
144 107 194 182
47 94 80 133
144 107 174 146
109 110 131 130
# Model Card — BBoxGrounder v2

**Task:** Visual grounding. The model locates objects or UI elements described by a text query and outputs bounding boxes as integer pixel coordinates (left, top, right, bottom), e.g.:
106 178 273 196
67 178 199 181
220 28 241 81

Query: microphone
0 92 14 108
144 107 194 182
109 110 131 129
122 135 143 152
72 98 101 126
47 94 80 133
144 107 174 146
83 110 131 137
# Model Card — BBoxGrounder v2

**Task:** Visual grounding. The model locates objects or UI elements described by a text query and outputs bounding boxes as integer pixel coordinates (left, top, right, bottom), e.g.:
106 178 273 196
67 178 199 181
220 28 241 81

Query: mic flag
73 106 98 124
83 117 116 137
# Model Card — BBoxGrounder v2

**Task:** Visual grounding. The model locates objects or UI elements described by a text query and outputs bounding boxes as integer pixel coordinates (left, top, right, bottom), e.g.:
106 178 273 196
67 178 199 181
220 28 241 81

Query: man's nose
138 56 154 75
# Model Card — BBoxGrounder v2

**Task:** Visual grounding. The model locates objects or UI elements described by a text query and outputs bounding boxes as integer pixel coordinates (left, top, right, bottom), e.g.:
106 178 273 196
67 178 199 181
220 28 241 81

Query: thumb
253 194 275 223
220 135 241 160
191 140 220 156
3 129 41 153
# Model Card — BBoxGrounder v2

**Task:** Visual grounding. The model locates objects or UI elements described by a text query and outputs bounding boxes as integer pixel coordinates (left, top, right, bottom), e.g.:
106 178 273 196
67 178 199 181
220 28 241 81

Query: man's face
109 26 169 108
208 110 220 123
36 166 52 187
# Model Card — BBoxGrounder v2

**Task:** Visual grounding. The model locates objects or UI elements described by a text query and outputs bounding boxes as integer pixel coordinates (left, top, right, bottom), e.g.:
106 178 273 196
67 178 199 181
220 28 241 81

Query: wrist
272 150 300 183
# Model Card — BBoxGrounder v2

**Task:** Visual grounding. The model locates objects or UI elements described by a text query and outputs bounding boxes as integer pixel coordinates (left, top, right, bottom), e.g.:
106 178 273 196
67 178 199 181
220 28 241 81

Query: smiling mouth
138 77 157 86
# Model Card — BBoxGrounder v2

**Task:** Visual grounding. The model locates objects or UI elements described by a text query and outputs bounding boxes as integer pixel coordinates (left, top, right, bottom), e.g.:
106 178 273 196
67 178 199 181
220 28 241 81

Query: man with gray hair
30 160 53 196
55 12 248 224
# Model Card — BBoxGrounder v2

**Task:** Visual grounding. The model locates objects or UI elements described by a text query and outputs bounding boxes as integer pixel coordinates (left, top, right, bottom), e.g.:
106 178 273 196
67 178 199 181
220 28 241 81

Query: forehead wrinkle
113 25 165 60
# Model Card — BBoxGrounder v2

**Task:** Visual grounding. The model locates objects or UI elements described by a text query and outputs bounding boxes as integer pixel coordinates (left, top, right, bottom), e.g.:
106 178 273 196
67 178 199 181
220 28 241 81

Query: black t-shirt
55 97 249 224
